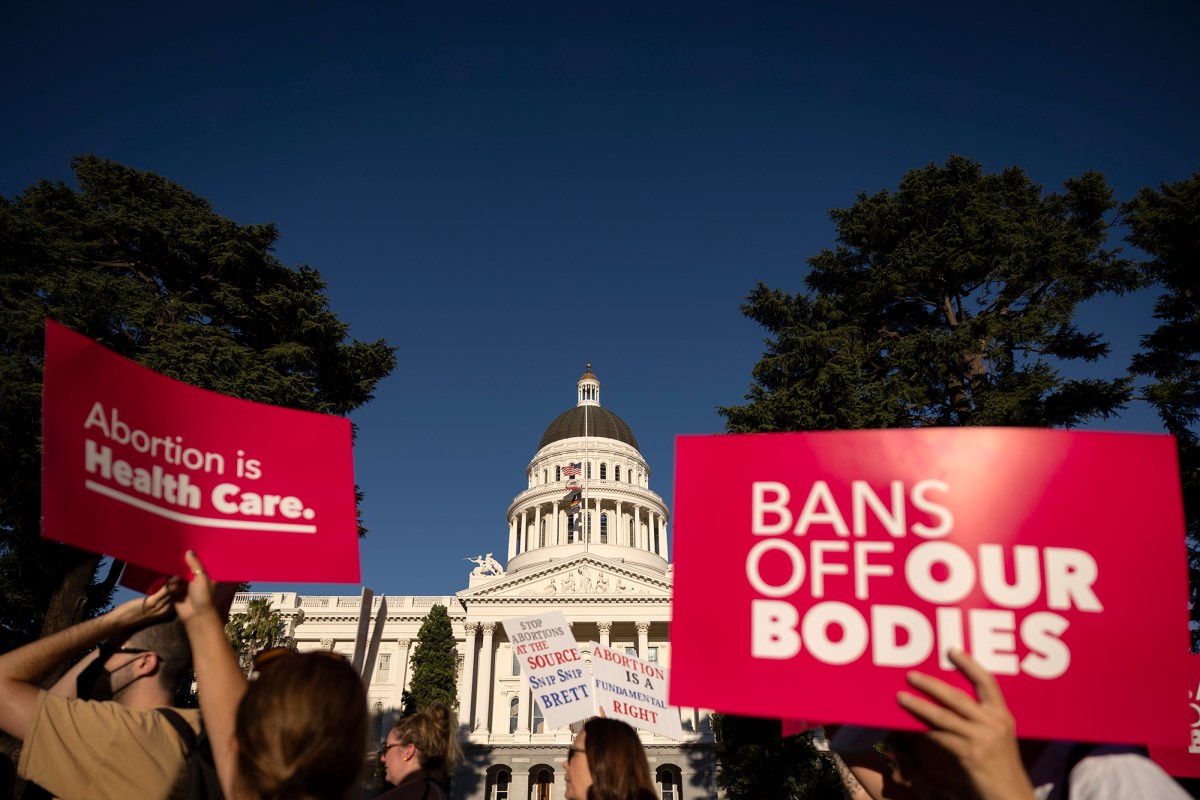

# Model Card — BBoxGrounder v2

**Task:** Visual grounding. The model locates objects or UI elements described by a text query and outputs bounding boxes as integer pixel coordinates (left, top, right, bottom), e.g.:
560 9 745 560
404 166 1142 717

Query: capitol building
231 368 716 800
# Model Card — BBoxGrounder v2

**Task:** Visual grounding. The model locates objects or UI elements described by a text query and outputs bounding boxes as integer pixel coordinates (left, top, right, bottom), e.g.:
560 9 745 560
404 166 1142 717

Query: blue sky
4 1 1197 599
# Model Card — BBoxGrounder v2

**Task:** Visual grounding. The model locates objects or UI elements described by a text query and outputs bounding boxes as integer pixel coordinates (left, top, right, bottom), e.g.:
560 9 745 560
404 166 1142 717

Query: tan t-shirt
18 690 201 800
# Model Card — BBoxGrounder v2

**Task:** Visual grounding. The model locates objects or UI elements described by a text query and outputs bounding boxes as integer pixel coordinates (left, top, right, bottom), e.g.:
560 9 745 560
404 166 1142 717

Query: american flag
563 462 582 477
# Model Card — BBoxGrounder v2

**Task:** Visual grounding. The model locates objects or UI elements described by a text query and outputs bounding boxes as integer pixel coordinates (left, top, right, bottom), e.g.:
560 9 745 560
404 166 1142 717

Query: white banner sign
502 611 593 729
590 643 684 739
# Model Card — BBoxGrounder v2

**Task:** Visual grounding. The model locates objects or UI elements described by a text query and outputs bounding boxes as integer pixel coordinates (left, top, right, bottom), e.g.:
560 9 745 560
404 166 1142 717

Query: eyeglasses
381 741 408 756
566 746 586 763
98 642 154 657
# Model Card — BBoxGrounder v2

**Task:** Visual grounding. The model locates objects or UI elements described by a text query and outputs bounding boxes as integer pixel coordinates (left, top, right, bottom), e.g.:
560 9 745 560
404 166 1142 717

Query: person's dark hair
391 703 461 776
236 652 368 800
581 718 657 800
127 619 192 695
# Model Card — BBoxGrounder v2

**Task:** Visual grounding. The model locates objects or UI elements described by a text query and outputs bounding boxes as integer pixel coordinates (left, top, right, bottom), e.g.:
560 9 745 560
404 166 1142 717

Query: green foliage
1125 170 1200 648
721 156 1141 433
712 713 844 799
225 597 288 674
407 605 457 711
0 156 396 647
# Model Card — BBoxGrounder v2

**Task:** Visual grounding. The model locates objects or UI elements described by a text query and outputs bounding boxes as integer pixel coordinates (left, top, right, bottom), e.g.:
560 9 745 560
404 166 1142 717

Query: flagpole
583 364 590 554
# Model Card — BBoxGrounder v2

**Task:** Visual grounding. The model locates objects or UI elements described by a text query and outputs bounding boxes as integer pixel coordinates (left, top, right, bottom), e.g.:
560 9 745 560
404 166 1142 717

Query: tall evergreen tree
721 156 1141 433
1125 170 1200 647
408 604 457 711
0 156 396 649
716 156 1141 798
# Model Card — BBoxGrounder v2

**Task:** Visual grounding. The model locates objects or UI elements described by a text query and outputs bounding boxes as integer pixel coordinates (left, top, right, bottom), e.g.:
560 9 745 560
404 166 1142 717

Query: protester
173 550 368 800
563 717 656 800
835 648 1189 800
377 704 461 800
0 583 199 800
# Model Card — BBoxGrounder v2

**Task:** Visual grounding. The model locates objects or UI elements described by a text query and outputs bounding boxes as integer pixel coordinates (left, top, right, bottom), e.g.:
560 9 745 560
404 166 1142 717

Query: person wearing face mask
0 581 200 800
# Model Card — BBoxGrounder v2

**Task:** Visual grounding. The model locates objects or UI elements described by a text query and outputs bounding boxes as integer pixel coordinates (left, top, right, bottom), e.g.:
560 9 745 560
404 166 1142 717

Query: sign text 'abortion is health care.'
669 429 1190 747
503 611 592 729
41 319 360 583
590 643 684 739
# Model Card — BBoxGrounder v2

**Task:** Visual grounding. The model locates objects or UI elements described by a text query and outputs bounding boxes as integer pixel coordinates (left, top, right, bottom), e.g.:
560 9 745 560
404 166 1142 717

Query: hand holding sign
890 648 1034 800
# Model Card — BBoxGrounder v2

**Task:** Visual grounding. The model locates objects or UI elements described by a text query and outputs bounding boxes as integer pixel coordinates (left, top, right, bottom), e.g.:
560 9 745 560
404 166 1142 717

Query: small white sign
503 611 593 729
590 643 684 739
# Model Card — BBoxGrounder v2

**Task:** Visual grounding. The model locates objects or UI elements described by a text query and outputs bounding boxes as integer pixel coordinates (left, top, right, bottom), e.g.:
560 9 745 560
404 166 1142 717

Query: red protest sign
1150 655 1200 777
41 319 360 583
669 429 1189 747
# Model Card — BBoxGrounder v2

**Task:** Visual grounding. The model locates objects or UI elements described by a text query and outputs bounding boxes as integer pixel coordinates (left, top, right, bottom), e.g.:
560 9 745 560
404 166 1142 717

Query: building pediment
457 554 671 603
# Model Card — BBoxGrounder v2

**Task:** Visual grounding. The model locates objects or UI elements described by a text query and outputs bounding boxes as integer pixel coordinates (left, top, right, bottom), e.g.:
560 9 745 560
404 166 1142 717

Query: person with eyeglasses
172 550 369 800
378 704 461 800
0 579 198 799
562 717 657 800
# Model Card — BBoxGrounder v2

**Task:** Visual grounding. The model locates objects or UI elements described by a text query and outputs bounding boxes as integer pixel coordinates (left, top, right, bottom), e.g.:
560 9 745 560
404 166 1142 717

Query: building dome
536 363 639 450
537 406 639 450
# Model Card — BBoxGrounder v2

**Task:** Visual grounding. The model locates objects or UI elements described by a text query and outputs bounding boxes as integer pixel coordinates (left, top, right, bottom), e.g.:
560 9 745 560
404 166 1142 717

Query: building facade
231 368 715 800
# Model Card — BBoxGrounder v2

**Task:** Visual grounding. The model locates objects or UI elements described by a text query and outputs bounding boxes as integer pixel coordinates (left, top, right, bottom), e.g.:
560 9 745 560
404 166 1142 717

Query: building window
535 769 552 800
600 463 607 480
653 529 660 555
373 702 387 743
512 652 521 675
532 701 545 734
509 697 519 734
629 519 635 547
543 469 547 483
615 465 621 481
556 466 561 481
376 653 390 682
626 646 637 657
657 767 680 800
648 647 658 663
586 462 592 479
495 770 511 800
600 513 608 544
540 518 546 547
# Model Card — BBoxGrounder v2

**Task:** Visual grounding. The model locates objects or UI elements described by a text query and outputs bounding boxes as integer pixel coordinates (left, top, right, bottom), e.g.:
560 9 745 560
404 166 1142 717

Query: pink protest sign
41 319 360 583
1149 655 1200 778
670 429 1189 747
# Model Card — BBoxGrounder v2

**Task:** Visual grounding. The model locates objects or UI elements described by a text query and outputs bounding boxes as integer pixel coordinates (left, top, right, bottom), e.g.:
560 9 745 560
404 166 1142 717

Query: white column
508 516 518 559
474 622 495 732
597 621 611 649
660 515 669 560
636 622 649 660
457 624 478 728
614 500 623 543
391 639 411 709
534 505 542 549
554 500 561 545
517 677 531 734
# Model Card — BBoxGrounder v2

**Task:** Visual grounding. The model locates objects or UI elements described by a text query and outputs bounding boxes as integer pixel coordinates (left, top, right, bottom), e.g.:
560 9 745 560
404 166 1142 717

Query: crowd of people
0 550 1192 800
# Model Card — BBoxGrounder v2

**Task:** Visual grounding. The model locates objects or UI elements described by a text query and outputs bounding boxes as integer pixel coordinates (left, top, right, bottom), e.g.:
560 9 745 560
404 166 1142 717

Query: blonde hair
391 703 461 776
236 653 369 799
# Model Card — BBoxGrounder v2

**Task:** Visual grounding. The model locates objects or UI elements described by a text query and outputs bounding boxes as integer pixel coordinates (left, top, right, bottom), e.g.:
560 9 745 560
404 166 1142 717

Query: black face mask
77 652 145 701
76 658 116 701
